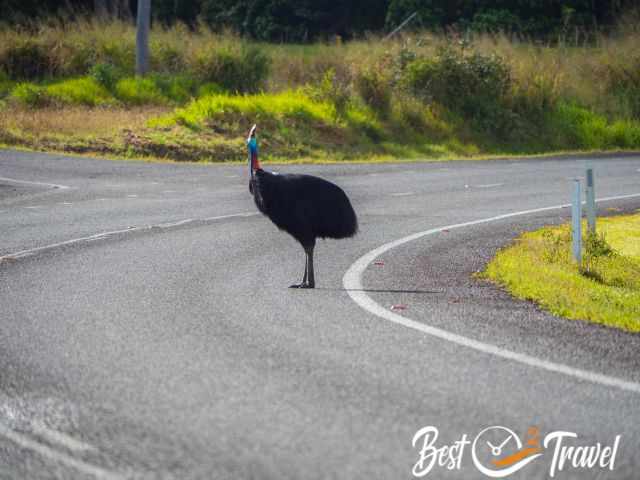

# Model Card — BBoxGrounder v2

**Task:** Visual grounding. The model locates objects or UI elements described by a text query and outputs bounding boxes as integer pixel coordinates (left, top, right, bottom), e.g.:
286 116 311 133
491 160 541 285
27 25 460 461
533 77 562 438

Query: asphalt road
1 149 639 479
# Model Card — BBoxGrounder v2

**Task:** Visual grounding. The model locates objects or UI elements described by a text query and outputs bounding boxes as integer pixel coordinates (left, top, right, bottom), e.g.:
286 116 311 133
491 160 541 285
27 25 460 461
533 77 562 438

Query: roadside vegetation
484 212 640 332
1 16 640 162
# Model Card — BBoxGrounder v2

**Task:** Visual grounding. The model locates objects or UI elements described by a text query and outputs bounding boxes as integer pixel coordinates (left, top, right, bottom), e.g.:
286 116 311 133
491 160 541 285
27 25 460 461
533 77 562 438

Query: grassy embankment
1 18 640 162
484 212 640 332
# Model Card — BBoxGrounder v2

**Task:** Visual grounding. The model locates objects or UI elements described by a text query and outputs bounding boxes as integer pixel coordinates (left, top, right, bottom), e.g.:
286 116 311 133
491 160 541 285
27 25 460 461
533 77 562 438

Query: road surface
1 149 639 479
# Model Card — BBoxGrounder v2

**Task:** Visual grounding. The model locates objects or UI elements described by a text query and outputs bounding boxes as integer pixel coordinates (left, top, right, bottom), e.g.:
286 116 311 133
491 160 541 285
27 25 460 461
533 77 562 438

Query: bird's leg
290 250 308 288
290 243 315 289
306 245 315 288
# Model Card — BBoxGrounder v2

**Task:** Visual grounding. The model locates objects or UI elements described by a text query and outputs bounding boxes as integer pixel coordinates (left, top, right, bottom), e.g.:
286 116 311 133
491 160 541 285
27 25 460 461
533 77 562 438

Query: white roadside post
572 179 582 264
585 165 596 234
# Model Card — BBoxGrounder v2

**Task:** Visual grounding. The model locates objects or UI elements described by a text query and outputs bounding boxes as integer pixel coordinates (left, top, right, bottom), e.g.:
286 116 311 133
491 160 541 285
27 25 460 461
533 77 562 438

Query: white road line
0 422 124 480
156 218 195 228
0 212 258 262
32 422 96 453
390 192 414 197
343 192 640 394
475 183 504 188
202 212 257 222
0 176 70 190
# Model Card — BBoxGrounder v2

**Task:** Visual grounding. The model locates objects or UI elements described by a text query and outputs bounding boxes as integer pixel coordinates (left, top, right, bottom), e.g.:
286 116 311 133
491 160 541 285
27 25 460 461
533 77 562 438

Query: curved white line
32 422 97 453
343 192 640 394
0 212 258 261
0 176 70 190
0 422 124 480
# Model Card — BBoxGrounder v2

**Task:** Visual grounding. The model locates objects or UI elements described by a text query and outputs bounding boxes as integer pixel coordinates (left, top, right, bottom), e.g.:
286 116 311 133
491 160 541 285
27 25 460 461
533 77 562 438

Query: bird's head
247 124 260 178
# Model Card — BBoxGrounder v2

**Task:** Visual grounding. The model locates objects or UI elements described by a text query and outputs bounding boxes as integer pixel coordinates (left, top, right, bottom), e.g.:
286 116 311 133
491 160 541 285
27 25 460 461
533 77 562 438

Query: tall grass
1 18 639 120
1 16 640 161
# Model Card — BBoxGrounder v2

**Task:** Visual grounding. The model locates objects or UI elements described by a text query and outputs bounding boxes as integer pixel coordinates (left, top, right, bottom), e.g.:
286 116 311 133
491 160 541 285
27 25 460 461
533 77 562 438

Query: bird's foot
289 282 315 289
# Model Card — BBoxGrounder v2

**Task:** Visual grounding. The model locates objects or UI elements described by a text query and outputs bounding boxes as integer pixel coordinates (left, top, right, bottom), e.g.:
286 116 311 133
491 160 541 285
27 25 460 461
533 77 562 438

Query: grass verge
2 92 640 163
483 212 640 332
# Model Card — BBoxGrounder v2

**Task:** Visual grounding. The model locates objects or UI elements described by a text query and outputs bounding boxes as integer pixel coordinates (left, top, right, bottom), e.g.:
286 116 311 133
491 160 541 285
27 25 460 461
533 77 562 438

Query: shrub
152 74 197 103
402 46 513 136
0 80 14 99
606 56 640 119
0 41 52 79
62 43 96 77
511 73 561 121
190 46 270 93
90 63 123 92
550 102 640 150
354 68 391 118
393 95 429 132
114 77 166 105
46 77 113 106
238 47 270 92
308 68 351 119
198 82 225 97
0 70 14 99
10 83 52 107
151 42 187 74
403 47 511 112
98 41 135 74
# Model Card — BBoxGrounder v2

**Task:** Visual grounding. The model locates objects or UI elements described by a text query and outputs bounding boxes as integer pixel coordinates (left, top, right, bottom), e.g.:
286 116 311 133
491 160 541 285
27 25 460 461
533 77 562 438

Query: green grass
47 77 113 106
484 213 640 332
548 103 640 150
114 77 166 105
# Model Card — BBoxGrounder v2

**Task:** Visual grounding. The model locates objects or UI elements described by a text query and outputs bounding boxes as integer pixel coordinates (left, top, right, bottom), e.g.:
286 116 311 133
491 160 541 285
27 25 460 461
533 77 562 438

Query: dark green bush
0 41 52 79
191 46 270 93
402 47 513 135
152 74 197 103
468 9 522 33
90 63 122 92
403 47 511 111
0 77 15 99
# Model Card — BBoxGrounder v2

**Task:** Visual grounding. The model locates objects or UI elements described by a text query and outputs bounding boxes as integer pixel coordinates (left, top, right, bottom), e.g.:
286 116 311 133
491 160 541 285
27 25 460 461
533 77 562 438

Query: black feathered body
251 169 358 248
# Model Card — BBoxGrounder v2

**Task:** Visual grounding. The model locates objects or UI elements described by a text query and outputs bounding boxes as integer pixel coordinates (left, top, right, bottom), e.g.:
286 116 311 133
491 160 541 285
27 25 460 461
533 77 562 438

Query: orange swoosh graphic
492 447 541 467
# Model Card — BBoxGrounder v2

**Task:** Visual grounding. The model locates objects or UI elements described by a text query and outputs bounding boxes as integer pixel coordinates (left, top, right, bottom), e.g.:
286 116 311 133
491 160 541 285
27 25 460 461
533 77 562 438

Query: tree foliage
0 0 636 41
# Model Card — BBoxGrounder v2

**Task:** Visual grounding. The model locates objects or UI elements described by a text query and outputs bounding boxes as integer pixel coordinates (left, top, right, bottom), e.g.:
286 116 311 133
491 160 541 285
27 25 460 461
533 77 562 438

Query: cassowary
247 125 358 288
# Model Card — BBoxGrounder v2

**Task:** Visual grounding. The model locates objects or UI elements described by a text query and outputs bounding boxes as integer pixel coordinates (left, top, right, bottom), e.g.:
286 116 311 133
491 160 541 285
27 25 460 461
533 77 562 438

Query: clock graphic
472 426 542 478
